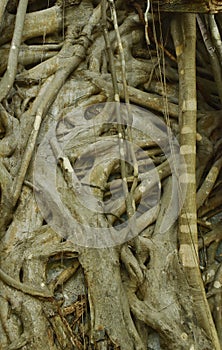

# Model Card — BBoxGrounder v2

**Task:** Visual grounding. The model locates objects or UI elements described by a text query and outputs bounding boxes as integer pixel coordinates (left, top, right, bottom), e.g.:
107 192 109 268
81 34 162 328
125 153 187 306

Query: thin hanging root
108 0 130 104
144 0 150 45
102 0 133 219
108 0 138 199
101 0 119 99
106 0 146 267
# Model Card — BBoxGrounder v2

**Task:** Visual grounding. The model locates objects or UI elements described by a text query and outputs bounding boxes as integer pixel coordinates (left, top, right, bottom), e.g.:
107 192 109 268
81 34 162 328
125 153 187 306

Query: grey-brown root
0 0 222 349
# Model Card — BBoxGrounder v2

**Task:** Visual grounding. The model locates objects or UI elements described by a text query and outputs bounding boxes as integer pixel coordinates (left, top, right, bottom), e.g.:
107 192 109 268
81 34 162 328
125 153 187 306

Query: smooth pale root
62 157 73 173
179 244 198 267
180 224 197 234
182 98 196 111
180 145 196 154
214 281 221 289
179 173 195 183
34 114 41 131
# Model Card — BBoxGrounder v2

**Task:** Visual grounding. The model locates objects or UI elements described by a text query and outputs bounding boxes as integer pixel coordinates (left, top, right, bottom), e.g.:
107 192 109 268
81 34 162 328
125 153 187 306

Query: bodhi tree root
0 1 222 349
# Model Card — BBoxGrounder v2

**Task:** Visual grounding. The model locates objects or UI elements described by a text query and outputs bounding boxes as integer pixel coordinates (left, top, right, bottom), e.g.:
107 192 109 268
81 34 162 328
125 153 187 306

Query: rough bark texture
0 1 222 350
